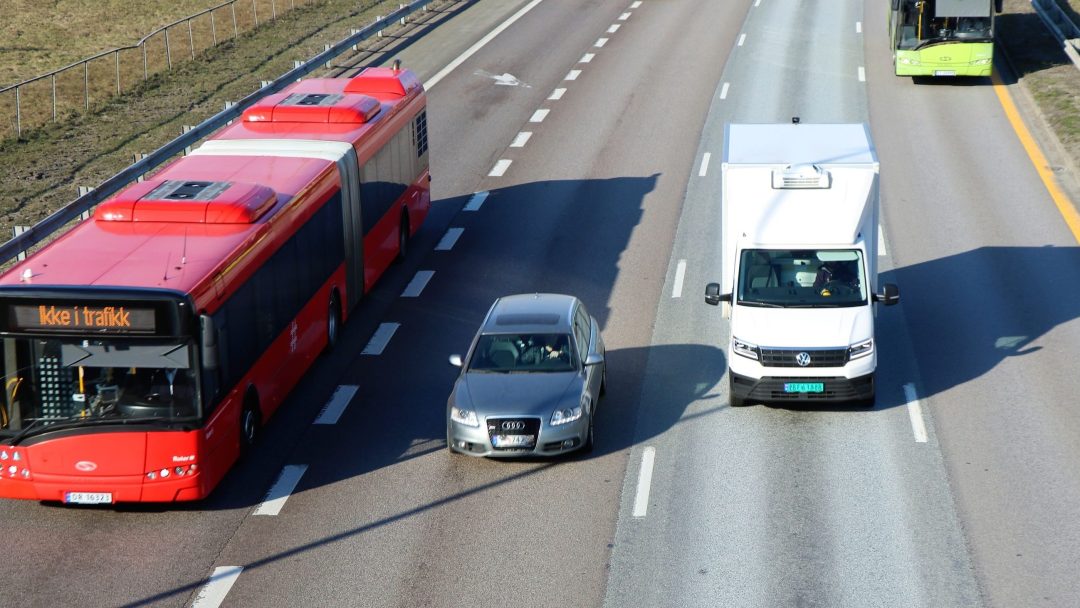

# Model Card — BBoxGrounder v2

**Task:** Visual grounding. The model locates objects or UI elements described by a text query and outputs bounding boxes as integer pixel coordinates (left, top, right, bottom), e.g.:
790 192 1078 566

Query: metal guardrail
1031 0 1080 71
0 0 433 266
0 0 317 140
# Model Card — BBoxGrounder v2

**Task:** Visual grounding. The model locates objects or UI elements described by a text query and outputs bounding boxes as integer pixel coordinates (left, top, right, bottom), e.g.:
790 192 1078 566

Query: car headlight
551 397 585 426
848 339 873 360
732 337 760 360
450 406 479 427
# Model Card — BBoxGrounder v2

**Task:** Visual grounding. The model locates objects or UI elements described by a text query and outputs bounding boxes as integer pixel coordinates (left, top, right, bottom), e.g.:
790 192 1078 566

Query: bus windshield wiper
10 416 170 445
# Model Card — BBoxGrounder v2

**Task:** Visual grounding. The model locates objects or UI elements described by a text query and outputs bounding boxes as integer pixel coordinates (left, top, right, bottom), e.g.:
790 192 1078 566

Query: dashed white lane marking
619 12 631 20
672 260 687 298
595 37 608 48
424 0 546 90
510 132 532 148
548 88 566 100
362 322 401 355
314 385 360 425
191 567 244 608
754 0 761 6
738 33 746 46
630 1 642 7
903 383 929 443
254 465 309 516
464 190 490 210
720 82 730 99
435 227 464 251
878 224 888 256
565 69 582 81
401 270 436 297
608 24 621 33
699 152 712 177
856 21 862 33
858 66 866 82
632 446 656 517
489 159 512 176
580 53 595 63
530 109 550 122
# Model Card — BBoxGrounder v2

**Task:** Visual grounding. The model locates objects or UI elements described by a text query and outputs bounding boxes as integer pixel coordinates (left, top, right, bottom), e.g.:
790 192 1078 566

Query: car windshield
737 249 867 308
0 336 200 439
468 333 576 373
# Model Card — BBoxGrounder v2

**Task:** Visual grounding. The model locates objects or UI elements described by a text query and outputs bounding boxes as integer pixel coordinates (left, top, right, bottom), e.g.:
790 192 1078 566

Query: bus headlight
899 57 921 66
971 58 991 66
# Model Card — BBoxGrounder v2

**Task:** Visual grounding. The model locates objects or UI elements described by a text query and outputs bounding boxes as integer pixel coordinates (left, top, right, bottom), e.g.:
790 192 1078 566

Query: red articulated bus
0 66 430 503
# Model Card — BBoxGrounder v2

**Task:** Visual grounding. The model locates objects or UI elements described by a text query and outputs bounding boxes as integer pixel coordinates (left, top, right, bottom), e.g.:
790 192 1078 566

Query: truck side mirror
705 283 731 306
875 283 900 306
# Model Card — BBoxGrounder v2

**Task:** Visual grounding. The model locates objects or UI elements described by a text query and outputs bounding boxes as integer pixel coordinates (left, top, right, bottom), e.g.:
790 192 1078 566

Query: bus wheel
396 213 410 263
239 395 261 458
325 291 341 354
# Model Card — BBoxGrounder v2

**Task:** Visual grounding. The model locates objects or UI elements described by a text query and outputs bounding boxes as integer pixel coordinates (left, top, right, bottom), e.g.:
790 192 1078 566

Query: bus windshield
0 337 200 438
737 249 867 308
897 16 992 50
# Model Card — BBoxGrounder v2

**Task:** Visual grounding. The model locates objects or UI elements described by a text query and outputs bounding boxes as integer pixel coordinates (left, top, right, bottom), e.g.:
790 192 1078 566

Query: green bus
889 0 995 77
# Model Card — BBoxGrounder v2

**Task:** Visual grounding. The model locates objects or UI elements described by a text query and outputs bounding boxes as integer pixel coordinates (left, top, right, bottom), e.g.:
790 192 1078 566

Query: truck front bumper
730 371 875 404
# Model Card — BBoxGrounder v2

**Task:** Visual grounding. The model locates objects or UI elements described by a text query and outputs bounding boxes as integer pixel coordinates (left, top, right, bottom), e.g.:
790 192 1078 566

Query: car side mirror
585 353 604 366
705 282 731 306
874 283 900 306
449 354 463 367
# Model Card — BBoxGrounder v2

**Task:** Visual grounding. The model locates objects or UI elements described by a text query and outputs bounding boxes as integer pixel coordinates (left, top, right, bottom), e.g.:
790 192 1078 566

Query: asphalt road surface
2 0 1080 607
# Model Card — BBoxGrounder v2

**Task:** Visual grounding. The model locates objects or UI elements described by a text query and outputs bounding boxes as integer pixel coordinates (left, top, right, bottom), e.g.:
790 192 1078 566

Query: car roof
481 293 577 334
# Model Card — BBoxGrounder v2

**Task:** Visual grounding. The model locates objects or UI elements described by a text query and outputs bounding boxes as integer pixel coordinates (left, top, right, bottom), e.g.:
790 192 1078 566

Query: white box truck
705 122 899 407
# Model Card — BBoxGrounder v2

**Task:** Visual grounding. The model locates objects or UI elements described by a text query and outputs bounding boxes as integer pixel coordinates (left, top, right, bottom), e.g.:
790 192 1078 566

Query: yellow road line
991 70 1080 243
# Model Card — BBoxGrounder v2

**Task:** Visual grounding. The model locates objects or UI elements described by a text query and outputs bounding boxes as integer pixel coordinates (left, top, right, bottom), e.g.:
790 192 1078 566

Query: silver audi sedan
447 293 606 457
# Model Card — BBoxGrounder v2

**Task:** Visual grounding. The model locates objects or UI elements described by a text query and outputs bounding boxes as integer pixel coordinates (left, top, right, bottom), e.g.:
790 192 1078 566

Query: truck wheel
728 376 749 407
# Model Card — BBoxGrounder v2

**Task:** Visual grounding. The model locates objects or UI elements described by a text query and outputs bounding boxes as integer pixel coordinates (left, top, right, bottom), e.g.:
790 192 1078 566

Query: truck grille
759 348 848 368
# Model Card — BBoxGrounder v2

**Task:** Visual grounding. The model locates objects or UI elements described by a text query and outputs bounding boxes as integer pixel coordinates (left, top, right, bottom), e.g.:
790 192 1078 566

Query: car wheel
446 431 460 455
599 367 607 398
581 414 595 453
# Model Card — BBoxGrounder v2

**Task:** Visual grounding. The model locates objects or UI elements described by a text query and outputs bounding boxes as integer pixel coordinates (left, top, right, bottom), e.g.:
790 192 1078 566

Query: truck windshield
737 249 867 308
0 336 200 439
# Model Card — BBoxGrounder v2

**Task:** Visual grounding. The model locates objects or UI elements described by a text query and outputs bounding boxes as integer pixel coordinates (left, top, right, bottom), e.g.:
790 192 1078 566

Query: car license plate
492 434 535 448
64 492 113 505
934 70 956 77
784 382 824 393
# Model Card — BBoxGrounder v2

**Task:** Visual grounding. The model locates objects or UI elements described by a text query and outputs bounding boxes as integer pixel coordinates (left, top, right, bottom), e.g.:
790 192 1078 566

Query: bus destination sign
9 304 157 333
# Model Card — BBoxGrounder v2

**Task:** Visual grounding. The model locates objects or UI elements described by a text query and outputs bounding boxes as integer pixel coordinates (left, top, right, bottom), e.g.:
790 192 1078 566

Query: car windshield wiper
9 415 170 445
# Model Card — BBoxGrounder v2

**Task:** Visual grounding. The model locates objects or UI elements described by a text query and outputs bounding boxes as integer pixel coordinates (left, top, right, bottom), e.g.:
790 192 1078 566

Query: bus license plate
64 492 113 505
784 382 824 394
934 70 956 77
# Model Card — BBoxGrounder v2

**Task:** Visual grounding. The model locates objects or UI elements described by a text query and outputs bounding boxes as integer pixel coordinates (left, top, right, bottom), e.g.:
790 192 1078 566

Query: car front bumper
448 415 589 457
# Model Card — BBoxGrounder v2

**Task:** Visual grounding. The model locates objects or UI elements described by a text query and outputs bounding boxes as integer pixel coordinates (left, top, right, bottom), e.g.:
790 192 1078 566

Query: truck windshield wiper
738 301 784 308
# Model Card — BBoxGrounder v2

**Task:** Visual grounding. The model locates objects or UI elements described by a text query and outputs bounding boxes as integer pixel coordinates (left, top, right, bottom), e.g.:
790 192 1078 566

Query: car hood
458 372 581 417
732 304 872 348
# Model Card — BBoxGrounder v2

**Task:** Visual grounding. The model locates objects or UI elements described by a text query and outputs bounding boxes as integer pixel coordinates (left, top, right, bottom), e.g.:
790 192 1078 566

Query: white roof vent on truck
772 163 831 189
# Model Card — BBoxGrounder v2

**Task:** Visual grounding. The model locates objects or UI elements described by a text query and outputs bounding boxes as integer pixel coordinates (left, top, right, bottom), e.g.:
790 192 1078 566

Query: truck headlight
848 339 873 360
732 337 760 360
450 406 479 427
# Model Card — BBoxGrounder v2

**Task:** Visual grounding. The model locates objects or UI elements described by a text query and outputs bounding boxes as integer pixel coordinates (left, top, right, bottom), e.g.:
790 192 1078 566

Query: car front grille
486 417 541 450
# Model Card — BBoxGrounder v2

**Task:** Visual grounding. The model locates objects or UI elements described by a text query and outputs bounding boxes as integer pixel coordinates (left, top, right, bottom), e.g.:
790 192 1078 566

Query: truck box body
715 123 892 405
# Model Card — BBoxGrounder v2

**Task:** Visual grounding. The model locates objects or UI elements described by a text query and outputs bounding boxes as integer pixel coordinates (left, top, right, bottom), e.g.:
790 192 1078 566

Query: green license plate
784 382 824 393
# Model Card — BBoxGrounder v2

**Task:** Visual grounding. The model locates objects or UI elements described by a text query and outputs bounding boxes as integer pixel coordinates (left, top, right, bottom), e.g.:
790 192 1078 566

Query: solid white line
903 383 929 443
580 53 595 63
314 385 359 425
362 322 401 355
858 66 866 82
856 21 862 33
510 132 532 148
878 224 888 256
738 33 746 46
632 446 656 517
630 1 642 7
720 82 730 99
191 567 244 608
565 69 582 81
608 24 621 33
423 0 546 90
530 109 549 123
435 227 464 251
489 159 512 176
595 37 608 48
548 88 566 100
619 12 631 20
254 465 308 516
698 152 711 177
464 190 490 210
672 260 687 298
401 270 435 297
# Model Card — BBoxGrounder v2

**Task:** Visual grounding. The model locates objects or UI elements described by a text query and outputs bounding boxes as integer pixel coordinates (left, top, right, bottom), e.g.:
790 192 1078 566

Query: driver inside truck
814 259 859 297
